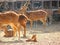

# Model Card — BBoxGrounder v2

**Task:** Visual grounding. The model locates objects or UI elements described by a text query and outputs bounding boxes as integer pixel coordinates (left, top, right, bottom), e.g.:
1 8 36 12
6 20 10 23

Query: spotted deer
0 11 21 40
19 1 48 28
0 1 30 40
0 10 29 40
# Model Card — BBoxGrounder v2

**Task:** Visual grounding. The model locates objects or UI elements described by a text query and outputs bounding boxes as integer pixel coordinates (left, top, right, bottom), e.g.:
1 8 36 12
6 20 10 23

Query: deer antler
24 0 30 7
20 0 30 9
19 0 30 14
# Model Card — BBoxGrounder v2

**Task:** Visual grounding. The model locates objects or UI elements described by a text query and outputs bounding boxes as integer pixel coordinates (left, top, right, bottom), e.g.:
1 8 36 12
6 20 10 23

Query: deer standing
18 15 28 37
0 11 21 40
19 1 48 28
0 10 29 40
0 0 31 40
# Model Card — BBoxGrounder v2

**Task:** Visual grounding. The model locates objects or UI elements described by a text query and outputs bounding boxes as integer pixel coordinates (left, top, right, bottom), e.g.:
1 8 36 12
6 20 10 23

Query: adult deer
0 11 21 40
0 10 29 40
19 1 48 28
18 15 28 37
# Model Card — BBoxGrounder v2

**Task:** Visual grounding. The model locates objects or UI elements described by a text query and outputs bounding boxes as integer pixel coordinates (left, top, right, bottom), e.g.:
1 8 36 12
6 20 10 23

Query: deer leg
11 23 20 40
24 26 26 37
18 26 20 40
11 26 17 37
30 21 33 29
40 19 46 27
17 23 20 40
22 24 26 37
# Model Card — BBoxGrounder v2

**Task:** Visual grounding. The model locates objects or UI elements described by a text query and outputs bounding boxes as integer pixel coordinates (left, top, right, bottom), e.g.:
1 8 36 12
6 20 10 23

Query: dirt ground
0 22 60 45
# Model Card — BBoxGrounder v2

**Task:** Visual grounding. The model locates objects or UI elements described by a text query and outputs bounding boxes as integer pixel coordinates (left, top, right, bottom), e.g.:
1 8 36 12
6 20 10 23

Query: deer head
19 0 30 14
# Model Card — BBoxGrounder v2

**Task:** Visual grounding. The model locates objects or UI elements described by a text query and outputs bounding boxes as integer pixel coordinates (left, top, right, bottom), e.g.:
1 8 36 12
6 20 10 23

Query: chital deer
18 15 28 37
19 1 48 28
0 0 30 40
0 11 21 40
25 10 48 28
0 10 29 40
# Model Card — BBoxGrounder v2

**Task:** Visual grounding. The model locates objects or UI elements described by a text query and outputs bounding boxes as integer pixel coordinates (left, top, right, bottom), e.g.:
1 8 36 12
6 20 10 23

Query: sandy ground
0 22 60 45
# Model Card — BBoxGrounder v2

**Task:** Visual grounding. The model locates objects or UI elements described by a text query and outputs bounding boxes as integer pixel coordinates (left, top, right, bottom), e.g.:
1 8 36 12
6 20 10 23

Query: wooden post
58 0 59 8
4 1 9 11
49 0 53 24
42 0 43 9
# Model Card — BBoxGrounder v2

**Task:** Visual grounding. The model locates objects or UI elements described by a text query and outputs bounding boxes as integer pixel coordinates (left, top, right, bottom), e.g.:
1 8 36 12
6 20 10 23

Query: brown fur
18 15 28 37
0 11 20 40
19 2 48 28
20 10 48 28
3 27 14 37
4 31 14 37
0 11 28 40
0 25 13 37
27 10 48 28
